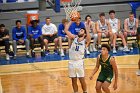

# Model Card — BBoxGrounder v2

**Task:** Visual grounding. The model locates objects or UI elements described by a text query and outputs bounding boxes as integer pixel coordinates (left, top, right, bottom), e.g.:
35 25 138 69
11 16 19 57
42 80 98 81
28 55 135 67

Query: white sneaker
123 46 130 52
6 54 10 61
136 70 140 76
93 47 97 52
113 48 117 54
60 49 65 57
86 48 90 55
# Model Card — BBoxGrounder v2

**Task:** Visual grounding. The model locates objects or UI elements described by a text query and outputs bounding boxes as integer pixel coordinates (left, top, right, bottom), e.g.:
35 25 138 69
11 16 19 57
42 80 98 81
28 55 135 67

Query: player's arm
118 19 121 32
110 57 118 90
135 19 139 32
124 19 129 32
96 22 102 33
89 55 100 80
91 22 96 34
64 21 75 39
85 22 91 48
106 21 112 32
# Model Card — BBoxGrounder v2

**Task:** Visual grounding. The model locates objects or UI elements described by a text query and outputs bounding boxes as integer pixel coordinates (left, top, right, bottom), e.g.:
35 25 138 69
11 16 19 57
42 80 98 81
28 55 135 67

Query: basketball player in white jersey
108 10 129 53
85 15 98 52
64 19 90 93
96 12 112 49
124 12 139 41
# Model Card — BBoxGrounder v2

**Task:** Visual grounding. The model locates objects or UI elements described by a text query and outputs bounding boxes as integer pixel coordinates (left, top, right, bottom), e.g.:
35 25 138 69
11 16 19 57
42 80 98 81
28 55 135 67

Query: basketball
70 11 80 21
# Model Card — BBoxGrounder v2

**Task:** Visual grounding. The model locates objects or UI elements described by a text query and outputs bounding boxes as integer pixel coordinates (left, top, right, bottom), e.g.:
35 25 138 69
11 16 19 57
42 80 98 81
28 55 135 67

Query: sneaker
113 48 117 54
13 55 16 60
6 54 10 61
93 47 97 52
86 48 90 55
45 50 50 55
60 49 65 57
130 47 133 50
123 46 130 52
136 70 140 76
26 52 31 58
54 50 58 54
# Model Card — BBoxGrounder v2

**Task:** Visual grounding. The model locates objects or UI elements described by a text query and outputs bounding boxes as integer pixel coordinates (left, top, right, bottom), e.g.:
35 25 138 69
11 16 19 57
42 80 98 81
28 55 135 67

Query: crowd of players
0 10 139 61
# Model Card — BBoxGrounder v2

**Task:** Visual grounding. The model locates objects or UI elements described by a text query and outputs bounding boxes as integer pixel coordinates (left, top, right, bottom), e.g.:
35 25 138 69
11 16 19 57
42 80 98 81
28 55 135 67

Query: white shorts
68 60 84 78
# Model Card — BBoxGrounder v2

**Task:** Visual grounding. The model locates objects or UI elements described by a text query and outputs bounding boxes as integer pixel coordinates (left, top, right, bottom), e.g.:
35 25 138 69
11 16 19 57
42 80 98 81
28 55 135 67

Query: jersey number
75 46 79 51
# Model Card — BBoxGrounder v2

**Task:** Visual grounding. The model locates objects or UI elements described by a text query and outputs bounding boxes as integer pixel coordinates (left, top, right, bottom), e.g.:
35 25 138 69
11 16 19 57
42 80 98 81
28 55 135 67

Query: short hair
46 17 50 20
30 20 39 25
62 19 68 24
80 28 87 34
99 12 105 17
129 12 134 15
0 24 5 28
85 15 92 20
101 44 111 52
16 20 21 25
109 10 115 14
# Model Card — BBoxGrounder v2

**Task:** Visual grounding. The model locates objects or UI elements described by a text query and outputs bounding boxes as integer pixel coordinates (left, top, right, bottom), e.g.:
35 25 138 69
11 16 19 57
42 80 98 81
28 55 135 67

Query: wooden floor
0 55 140 93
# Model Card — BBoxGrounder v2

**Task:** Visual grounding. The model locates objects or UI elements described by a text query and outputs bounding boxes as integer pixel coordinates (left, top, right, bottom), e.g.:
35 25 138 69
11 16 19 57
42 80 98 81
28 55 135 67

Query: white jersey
127 18 136 30
109 18 118 31
69 37 85 61
98 19 108 31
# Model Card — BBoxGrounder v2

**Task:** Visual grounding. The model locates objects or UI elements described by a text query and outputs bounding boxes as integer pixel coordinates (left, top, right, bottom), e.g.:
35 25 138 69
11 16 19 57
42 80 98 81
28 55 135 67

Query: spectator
124 12 139 41
69 18 91 55
58 19 70 56
28 20 44 57
85 15 98 52
108 10 129 53
42 17 59 55
12 20 30 59
0 24 10 60
96 12 112 49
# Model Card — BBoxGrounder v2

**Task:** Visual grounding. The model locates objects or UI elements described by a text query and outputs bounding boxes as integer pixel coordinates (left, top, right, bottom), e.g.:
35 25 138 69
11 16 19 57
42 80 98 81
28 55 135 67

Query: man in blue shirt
28 20 44 57
58 19 70 56
12 20 30 59
69 17 85 35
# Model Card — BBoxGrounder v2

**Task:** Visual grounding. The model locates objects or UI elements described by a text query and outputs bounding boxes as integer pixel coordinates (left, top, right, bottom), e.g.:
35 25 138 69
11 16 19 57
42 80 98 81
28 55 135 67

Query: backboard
46 0 60 13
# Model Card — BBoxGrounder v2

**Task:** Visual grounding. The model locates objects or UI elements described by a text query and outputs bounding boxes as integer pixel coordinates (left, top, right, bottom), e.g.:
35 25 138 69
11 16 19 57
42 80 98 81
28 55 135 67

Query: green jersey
97 54 113 83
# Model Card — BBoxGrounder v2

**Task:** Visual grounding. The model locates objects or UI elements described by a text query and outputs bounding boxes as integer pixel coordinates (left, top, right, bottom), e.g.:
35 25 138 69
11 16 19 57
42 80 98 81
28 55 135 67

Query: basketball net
61 0 82 20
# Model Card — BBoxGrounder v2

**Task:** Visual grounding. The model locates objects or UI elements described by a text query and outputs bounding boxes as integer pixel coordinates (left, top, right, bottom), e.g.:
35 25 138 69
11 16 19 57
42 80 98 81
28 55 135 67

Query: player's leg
68 37 72 48
118 33 129 51
58 36 65 56
112 33 117 53
123 31 128 42
93 34 98 51
71 78 78 93
29 37 34 50
53 35 59 54
25 39 30 57
38 36 44 50
95 81 103 93
3 38 10 60
98 33 102 48
43 37 49 55
101 81 111 93
79 77 87 93
12 40 17 59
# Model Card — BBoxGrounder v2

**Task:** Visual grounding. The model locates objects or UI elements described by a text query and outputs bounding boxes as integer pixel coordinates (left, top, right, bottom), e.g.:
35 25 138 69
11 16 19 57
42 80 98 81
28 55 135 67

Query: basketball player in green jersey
136 15 140 76
89 44 118 93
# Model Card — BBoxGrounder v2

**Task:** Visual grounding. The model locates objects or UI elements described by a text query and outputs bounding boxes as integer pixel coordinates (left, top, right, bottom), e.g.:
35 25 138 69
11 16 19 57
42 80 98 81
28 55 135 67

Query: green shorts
97 72 113 83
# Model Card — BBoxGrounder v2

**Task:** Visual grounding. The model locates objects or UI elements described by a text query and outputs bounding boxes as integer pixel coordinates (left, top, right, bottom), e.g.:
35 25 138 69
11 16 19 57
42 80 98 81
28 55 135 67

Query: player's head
99 12 105 22
109 10 115 19
0 24 5 32
78 28 86 38
62 19 68 26
85 15 92 22
16 20 22 28
75 17 81 26
101 44 111 55
30 20 39 27
129 12 134 21
46 17 51 25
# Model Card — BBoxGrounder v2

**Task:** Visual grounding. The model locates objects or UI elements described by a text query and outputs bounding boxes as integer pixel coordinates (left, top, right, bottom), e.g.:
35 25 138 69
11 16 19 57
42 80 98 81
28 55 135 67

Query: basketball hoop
61 0 82 20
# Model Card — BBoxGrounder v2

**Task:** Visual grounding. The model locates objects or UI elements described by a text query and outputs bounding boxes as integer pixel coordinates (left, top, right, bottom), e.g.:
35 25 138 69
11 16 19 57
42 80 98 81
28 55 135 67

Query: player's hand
89 75 93 80
19 39 24 44
113 82 117 90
